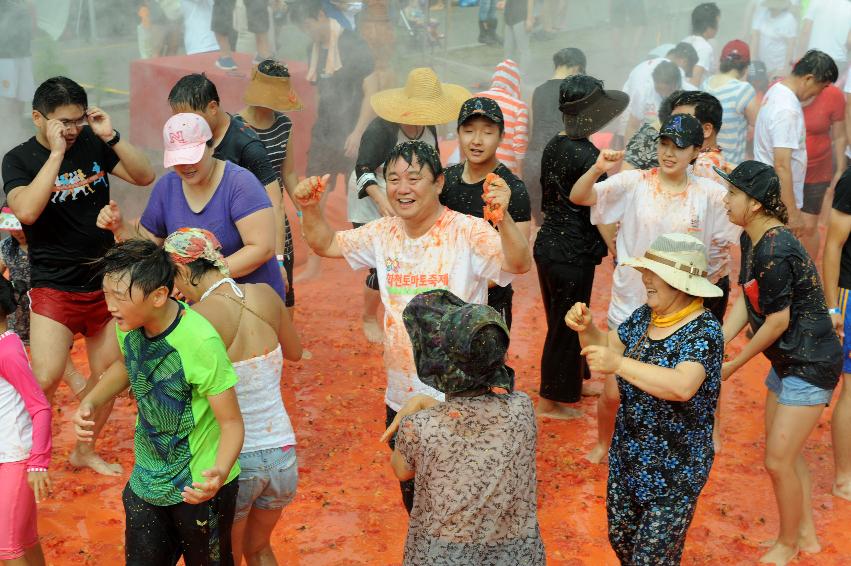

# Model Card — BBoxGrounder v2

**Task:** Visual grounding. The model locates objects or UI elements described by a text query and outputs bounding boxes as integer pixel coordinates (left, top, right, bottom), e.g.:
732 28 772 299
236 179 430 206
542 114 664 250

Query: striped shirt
705 78 756 167
237 111 295 260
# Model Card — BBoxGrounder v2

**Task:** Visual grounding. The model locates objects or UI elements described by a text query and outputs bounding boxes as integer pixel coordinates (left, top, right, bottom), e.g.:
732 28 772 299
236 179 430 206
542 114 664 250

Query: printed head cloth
164 227 229 276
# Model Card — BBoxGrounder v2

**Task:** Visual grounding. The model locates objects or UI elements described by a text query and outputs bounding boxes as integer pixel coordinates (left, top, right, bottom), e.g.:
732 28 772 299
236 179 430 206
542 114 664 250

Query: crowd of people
1 0 851 565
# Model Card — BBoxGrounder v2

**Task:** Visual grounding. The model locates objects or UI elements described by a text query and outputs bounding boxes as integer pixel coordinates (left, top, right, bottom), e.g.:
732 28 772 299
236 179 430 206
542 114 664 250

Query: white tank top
232 345 296 452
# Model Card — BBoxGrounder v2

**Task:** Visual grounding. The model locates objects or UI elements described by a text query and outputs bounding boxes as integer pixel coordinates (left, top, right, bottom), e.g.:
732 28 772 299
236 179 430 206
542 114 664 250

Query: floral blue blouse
611 306 723 503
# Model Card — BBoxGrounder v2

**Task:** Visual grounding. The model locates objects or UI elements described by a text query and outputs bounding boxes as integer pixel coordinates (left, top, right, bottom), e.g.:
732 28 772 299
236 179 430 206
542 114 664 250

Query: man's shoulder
442 162 464 183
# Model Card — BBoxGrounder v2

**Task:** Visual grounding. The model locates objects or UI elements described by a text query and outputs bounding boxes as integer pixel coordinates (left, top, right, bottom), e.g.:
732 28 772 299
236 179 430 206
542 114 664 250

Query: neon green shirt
117 302 240 505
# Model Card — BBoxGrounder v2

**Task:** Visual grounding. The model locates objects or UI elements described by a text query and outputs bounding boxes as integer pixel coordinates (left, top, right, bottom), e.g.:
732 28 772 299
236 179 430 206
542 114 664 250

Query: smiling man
294 140 531 512
2 76 154 476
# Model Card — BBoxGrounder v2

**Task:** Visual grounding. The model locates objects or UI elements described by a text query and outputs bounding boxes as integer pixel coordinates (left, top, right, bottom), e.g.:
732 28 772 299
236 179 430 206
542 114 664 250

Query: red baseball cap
721 40 750 64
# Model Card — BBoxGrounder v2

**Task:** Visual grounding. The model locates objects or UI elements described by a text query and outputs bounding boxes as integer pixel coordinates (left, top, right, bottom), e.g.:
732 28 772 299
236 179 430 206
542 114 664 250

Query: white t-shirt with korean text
591 169 740 326
336 208 512 411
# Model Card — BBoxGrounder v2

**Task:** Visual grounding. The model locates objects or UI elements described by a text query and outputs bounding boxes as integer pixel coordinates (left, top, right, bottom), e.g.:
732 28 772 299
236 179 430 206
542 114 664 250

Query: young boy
73 239 244 566
440 97 532 328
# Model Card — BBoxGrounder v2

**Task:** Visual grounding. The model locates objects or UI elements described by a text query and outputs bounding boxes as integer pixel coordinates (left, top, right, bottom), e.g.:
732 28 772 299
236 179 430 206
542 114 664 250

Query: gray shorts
234 446 298 522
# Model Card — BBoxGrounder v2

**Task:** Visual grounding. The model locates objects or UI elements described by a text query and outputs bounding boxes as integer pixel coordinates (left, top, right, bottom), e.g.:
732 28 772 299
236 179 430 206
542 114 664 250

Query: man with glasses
1 76 154 476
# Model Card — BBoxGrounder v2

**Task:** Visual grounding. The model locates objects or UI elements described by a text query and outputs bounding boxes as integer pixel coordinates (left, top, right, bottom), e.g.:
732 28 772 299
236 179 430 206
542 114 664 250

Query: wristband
277 254 285 267
26 466 48 472
828 307 841 315
105 129 120 147
296 210 303 218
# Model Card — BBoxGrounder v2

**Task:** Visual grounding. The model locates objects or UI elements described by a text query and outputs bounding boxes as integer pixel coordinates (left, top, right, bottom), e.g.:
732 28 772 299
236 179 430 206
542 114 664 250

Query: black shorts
212 0 270 36
801 182 830 215
123 480 239 566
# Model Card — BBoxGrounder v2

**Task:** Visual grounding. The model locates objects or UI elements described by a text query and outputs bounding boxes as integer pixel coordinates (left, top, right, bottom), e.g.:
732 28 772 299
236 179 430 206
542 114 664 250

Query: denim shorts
765 369 834 406
841 288 851 374
234 446 298 522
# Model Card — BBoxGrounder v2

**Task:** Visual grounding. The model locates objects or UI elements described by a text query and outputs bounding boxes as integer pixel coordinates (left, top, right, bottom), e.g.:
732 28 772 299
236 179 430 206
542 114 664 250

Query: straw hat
243 66 303 112
370 68 472 126
620 233 722 298
0 207 21 231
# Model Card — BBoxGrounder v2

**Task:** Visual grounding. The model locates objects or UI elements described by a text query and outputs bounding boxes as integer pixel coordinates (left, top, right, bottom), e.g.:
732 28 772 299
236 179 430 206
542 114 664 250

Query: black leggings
385 405 415 514
123 480 239 566
536 257 596 403
487 284 514 329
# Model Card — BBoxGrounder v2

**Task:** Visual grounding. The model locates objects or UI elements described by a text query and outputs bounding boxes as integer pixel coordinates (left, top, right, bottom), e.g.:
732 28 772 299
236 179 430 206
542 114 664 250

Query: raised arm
5 121 66 224
570 150 624 206
87 107 155 186
293 175 343 258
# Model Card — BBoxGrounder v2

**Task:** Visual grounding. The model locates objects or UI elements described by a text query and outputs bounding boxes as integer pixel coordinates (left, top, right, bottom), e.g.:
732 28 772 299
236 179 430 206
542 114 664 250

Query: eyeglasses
39 110 87 129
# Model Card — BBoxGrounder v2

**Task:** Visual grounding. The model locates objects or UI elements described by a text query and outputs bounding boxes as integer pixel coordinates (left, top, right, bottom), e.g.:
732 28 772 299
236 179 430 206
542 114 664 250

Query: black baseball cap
713 160 784 215
656 113 704 148
457 96 504 131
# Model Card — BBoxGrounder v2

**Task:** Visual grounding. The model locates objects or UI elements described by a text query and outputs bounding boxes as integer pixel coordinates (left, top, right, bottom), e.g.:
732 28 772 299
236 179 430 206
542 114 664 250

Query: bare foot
833 481 851 502
581 381 602 397
759 541 797 565
69 447 123 477
536 399 583 420
294 255 322 284
760 535 820 554
585 443 608 464
362 318 384 344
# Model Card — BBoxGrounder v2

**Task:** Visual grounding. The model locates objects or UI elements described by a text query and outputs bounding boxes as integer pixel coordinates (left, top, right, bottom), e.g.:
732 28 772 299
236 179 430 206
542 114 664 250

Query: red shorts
28 287 112 338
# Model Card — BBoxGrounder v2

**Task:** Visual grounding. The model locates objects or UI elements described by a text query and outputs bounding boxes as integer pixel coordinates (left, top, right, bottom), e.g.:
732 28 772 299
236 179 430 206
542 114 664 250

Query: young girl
720 160 842 566
0 276 52 566
164 228 303 566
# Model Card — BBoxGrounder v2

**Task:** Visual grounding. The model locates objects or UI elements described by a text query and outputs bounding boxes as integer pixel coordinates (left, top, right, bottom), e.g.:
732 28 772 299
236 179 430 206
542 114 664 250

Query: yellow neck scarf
650 297 704 328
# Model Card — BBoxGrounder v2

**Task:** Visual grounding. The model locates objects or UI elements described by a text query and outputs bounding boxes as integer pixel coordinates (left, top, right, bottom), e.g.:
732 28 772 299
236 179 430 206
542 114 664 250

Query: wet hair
652 61 682 88
671 90 723 134
168 74 220 111
257 59 290 77
691 2 720 34
0 277 16 318
667 42 699 76
658 90 685 125
184 258 219 286
382 140 443 180
559 74 604 103
553 48 586 73
792 50 839 84
98 239 176 298
289 0 323 23
32 76 88 116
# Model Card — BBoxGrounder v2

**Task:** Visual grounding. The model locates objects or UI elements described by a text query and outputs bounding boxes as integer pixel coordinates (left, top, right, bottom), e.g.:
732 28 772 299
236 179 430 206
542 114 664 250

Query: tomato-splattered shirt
336 208 511 410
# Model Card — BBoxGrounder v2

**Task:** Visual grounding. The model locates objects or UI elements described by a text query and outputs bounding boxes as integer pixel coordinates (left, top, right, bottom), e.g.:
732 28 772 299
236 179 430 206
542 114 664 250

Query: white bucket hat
620 233 722 298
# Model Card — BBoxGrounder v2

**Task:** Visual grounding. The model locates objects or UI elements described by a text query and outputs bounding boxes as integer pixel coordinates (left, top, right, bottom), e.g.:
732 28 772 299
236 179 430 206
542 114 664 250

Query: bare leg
585 373 619 463
832 374 851 500
216 33 233 58
4 543 46 566
760 390 824 565
62 357 87 398
254 32 273 58
232 517 248 566
233 507 284 566
68 320 123 477
362 286 384 344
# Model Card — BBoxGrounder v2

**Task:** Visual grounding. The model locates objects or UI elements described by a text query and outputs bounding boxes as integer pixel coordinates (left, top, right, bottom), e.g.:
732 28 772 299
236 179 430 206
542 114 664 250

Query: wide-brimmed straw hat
620 233 722 298
370 68 471 126
559 81 629 140
0 207 21 231
403 289 514 395
243 63 303 112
